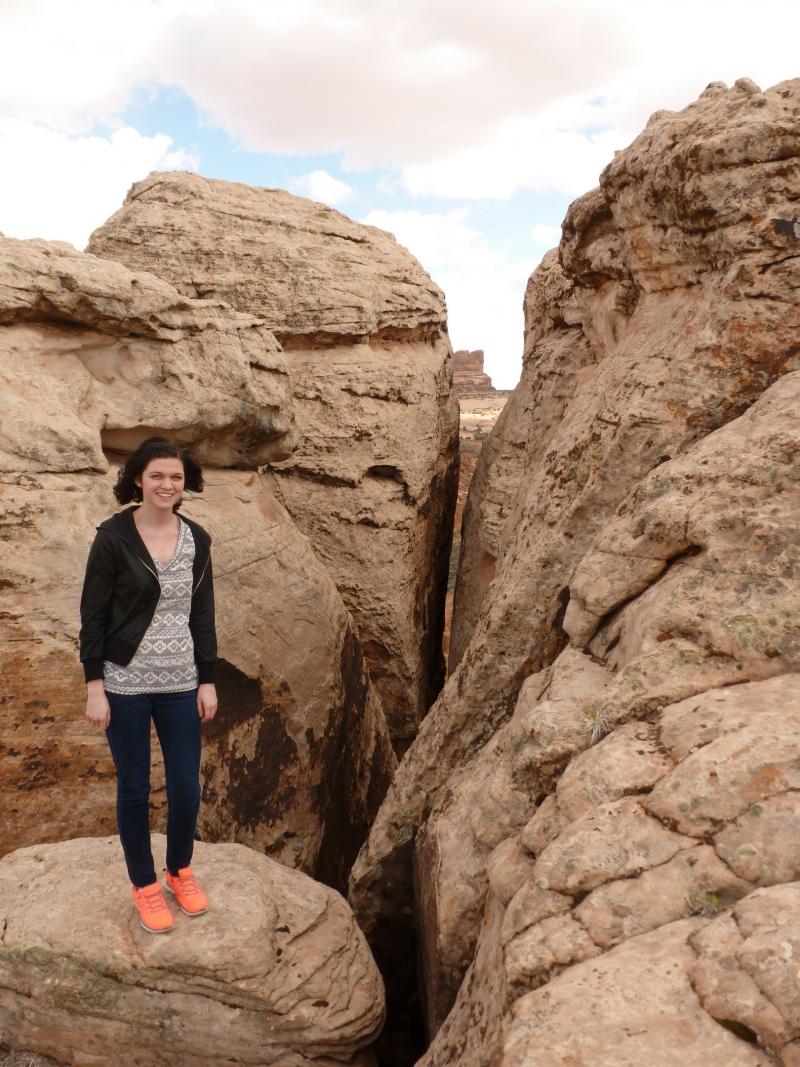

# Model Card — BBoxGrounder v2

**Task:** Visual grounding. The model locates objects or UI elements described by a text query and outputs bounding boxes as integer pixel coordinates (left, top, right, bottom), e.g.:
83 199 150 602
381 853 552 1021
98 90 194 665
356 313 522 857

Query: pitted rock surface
0 234 295 471
420 675 800 1065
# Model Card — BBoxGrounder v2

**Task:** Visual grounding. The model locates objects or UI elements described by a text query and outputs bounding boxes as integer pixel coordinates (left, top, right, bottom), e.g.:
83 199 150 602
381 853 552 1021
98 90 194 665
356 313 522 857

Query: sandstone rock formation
87 173 460 746
422 672 800 1065
452 349 494 395
0 835 384 1066
0 235 395 892
349 76 800 1060
0 236 295 471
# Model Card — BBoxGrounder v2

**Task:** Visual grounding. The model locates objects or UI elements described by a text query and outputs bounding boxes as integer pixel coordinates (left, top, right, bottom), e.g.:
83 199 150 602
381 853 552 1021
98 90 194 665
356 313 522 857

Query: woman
80 436 218 934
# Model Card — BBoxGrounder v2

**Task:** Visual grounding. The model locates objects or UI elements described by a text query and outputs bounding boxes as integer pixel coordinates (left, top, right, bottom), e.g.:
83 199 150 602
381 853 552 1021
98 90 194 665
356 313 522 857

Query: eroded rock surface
0 236 395 892
421 675 800 1066
0 835 384 1066
420 366 800 1057
0 235 295 472
88 172 460 744
347 77 800 1060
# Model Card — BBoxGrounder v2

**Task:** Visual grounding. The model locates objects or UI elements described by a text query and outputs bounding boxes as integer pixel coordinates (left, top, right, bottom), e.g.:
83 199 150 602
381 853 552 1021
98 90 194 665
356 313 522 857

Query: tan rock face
348 77 800 1055
0 236 395 893
421 674 800 1066
87 172 460 744
0 236 296 471
0 835 384 1066
421 358 800 1053
502 920 774 1067
425 376 800 1053
414 648 609 1035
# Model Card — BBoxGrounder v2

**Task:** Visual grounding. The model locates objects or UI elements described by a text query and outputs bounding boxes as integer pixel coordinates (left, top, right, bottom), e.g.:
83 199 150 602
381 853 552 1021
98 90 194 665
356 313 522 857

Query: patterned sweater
103 517 199 695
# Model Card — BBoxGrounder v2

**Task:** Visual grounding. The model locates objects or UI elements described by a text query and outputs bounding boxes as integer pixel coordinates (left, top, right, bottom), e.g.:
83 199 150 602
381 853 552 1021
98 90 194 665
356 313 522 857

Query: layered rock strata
0 235 295 471
0 835 384 1066
452 349 494 394
348 76 800 1060
88 172 460 745
0 236 395 891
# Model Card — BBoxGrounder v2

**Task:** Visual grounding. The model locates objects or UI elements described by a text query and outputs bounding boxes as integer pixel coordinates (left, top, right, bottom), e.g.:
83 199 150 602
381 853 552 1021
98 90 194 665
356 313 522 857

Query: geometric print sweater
103 517 199 695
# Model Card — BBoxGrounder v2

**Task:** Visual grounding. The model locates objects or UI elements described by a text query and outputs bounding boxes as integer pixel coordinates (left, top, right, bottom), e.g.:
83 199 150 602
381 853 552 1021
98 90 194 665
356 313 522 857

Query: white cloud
362 208 531 389
2 0 799 199
154 0 629 168
4 0 800 391
401 101 635 199
289 169 355 205
0 0 167 133
0 119 196 249
531 224 562 248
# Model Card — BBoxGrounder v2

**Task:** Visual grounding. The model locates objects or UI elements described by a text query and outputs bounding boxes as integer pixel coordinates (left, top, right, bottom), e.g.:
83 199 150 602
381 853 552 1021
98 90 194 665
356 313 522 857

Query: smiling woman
79 435 218 934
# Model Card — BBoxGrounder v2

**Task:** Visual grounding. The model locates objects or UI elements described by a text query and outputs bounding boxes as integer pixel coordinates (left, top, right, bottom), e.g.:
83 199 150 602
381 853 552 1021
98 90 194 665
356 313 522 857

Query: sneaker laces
140 886 168 913
177 871 200 896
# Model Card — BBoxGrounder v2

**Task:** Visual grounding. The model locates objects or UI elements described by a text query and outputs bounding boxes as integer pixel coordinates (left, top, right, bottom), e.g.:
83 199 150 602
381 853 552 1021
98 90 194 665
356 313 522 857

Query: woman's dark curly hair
113 437 204 512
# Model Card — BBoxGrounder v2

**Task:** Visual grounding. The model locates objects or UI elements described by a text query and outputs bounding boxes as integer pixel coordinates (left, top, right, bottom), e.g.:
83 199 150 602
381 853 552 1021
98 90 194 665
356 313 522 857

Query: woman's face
135 456 185 511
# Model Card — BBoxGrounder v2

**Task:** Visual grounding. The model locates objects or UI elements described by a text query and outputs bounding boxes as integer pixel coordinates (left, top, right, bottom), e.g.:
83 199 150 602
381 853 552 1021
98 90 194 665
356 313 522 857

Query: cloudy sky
2 1 798 386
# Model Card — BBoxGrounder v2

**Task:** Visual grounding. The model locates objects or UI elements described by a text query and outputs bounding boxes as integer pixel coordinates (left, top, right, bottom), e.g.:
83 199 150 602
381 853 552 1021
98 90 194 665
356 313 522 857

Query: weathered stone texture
0 235 296 471
0 836 384 1066
420 675 800 1066
348 77 800 1061
88 172 460 744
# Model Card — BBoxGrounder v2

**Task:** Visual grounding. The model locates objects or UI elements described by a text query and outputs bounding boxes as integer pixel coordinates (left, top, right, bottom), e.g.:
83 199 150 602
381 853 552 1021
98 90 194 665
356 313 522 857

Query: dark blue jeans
104 688 201 888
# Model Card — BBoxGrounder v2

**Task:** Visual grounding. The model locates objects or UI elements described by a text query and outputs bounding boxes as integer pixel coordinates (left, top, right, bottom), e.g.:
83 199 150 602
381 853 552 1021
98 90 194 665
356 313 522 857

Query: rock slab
349 77 800 1050
0 835 384 1066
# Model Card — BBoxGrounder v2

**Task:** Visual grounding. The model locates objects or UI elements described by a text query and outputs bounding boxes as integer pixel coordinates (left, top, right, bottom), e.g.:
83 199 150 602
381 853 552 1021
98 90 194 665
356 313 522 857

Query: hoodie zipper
192 552 210 596
131 555 162 659
100 511 208 656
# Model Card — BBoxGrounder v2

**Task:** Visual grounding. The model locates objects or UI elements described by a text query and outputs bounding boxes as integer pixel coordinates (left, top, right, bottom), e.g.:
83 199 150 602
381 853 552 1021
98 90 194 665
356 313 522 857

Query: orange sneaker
165 866 208 916
132 882 174 933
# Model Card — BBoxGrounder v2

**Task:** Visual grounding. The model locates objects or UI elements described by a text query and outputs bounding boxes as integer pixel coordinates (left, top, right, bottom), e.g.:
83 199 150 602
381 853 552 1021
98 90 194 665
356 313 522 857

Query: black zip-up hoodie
79 505 216 685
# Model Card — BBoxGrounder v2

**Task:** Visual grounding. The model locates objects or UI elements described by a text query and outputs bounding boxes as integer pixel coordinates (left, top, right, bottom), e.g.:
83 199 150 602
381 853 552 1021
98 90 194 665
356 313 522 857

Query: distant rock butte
452 349 495 395
88 172 460 746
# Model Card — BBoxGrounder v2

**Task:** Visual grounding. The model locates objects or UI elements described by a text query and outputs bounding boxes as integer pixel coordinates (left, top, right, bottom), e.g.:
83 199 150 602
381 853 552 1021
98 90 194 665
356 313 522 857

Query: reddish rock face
349 77 800 1061
452 349 495 394
88 172 460 747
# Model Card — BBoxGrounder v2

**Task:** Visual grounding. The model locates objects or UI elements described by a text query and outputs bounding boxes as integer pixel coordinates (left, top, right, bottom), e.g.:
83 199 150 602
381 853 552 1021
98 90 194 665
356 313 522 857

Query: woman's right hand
85 680 111 729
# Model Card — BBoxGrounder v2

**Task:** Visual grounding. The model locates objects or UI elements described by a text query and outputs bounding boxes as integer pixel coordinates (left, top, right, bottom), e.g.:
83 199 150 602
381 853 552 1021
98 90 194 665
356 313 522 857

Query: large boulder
0 835 384 1066
421 674 800 1065
347 77 800 1054
87 172 460 746
0 236 395 892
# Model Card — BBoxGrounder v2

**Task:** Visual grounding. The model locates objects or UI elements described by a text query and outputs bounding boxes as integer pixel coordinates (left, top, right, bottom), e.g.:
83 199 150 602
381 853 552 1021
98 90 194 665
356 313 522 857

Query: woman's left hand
197 683 218 722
